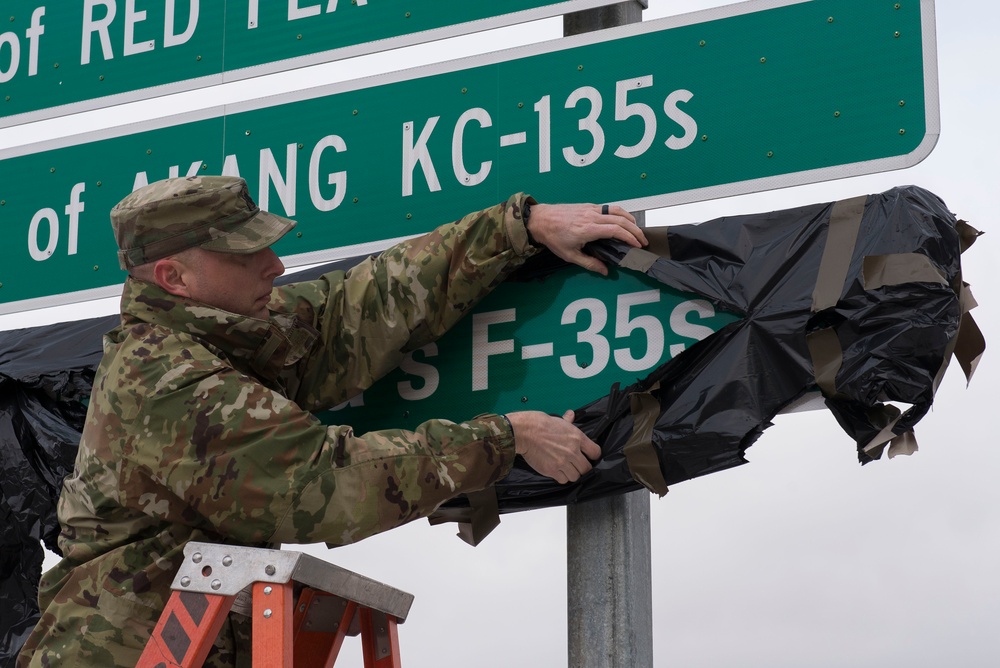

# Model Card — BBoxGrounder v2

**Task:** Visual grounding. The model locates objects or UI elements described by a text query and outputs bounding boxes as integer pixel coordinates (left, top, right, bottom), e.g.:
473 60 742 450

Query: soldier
18 175 646 667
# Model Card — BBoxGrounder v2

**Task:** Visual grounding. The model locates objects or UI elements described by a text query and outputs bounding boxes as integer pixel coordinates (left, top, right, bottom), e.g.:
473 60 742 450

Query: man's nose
262 247 285 278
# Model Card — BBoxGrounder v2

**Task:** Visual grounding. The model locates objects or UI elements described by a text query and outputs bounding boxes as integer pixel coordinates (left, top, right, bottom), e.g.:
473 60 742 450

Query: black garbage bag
433 185 984 542
0 315 110 668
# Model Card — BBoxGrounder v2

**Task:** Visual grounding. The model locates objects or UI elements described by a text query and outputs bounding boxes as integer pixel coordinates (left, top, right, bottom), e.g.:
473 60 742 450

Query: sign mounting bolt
49 167 55 173
265 565 276 576
99 75 105 81
96 181 102 187
93 265 99 271
699 40 706 47
180 577 191 587
263 609 273 618
894 31 901 38
834 111 841 117
353 197 359 203
518 102 524 108
521 396 528 403
353 109 358 115
405 12 411 18
211 580 222 590
578 65 584 71
767 151 774 158
245 130 251 136
760 57 767 63
899 129 906 135
296 232 302 238
828 17 834 23
406 213 412 219
196 55 202 61
899 100 906 107
461 87 467 94
146 149 152 155
701 135 708 142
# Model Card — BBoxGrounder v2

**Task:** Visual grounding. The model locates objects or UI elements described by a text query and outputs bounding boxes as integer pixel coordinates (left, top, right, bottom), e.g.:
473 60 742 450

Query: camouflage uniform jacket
19 195 537 667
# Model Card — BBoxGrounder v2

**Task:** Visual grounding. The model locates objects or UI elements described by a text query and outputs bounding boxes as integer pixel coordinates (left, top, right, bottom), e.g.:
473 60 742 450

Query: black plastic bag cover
435 185 982 534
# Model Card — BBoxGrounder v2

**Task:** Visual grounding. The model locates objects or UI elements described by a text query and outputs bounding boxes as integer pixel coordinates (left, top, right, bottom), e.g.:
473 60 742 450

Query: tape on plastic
811 195 868 312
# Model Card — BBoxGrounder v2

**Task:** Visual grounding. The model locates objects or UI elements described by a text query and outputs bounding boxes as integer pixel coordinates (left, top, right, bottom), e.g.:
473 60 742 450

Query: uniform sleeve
271 193 537 410
122 357 516 547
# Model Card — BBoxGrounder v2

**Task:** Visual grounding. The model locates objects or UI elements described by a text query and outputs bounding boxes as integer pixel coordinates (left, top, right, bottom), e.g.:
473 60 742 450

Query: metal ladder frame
136 542 413 667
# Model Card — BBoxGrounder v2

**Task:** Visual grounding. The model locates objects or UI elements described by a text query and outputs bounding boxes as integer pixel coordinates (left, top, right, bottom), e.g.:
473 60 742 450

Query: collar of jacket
119 278 319 386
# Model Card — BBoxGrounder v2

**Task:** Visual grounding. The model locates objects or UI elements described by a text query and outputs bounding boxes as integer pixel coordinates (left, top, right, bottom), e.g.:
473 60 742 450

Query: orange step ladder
136 541 413 667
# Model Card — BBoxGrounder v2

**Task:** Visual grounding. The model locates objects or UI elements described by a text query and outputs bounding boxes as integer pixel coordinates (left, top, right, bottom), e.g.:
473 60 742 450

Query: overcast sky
1 1 996 666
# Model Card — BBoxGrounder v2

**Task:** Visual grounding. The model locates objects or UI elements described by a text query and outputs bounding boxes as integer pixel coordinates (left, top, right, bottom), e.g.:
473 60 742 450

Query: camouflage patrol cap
112 175 296 269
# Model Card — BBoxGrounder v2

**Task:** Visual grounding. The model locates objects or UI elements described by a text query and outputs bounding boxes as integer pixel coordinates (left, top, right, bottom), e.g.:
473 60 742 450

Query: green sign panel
0 0 937 314
0 0 619 126
318 264 741 433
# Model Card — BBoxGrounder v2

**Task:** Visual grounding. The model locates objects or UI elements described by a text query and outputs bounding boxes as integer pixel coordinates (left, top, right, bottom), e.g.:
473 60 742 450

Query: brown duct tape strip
954 310 986 383
619 247 661 273
956 219 983 254
887 430 919 459
811 195 868 312
862 253 948 290
623 386 670 497
806 327 844 399
644 227 672 260
425 486 500 547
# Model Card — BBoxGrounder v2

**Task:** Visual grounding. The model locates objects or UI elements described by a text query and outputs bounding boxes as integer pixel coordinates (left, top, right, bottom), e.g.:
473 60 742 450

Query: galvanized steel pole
564 3 653 667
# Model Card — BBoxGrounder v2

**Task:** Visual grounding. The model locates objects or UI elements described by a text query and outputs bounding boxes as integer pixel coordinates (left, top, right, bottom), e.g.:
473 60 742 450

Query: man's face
180 246 286 319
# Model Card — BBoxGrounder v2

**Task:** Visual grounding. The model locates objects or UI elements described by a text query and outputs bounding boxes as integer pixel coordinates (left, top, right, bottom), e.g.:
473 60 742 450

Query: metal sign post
564 5 652 668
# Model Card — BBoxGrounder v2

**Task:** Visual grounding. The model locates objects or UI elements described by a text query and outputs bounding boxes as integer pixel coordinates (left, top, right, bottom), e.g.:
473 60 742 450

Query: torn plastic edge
426 486 499 547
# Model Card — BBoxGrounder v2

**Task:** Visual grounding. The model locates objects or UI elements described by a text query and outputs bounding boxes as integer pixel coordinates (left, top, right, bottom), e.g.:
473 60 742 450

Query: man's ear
152 257 194 298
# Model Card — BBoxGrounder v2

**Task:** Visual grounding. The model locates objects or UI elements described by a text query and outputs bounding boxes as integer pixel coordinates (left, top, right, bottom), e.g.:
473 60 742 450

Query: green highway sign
317 264 741 433
0 0 938 314
0 0 620 127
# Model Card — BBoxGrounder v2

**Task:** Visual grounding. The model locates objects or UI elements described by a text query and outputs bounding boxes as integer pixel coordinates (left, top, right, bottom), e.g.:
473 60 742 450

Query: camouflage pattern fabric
18 194 537 667
112 176 297 270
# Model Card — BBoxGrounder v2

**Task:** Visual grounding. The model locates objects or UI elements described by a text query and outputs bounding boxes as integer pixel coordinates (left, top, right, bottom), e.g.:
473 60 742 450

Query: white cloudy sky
1 1 997 666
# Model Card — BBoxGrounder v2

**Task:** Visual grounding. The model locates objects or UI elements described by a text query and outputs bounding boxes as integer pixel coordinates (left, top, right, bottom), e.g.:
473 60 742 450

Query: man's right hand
505 410 602 483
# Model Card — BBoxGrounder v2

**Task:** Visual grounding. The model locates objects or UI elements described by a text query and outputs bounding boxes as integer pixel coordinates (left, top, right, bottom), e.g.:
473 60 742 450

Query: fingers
507 410 603 484
597 204 647 247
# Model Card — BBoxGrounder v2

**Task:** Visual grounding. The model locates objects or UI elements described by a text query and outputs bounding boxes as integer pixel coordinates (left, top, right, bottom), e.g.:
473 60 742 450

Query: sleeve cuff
504 193 539 257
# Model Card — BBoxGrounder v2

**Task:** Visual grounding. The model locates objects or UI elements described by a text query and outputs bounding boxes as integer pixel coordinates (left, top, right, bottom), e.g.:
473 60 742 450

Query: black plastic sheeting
0 186 981 663
435 185 982 532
